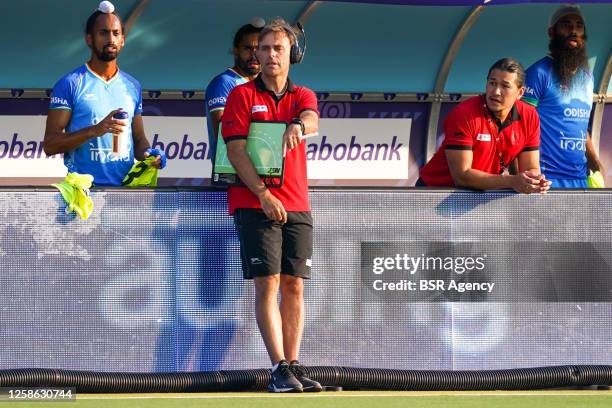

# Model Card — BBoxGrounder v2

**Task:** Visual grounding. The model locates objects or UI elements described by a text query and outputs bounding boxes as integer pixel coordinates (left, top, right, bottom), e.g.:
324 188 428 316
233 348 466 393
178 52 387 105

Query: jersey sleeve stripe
224 135 248 142
299 108 319 116
445 145 472 151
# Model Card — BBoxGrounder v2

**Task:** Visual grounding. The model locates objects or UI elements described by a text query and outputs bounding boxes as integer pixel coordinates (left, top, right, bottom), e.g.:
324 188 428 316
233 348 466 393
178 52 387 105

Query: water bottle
112 111 129 157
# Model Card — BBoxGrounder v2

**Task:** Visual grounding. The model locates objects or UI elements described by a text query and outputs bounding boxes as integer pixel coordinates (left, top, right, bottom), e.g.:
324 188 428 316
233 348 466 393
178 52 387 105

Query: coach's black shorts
233 209 313 279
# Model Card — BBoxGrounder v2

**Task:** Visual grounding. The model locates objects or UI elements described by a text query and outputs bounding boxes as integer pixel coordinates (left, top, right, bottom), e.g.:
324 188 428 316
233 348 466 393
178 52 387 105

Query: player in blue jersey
44 1 165 186
205 20 264 160
523 4 605 188
165 20 264 373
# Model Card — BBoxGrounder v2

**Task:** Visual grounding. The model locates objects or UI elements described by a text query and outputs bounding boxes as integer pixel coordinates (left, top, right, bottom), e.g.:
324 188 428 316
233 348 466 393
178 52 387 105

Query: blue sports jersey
204 68 249 159
523 56 593 180
49 64 143 186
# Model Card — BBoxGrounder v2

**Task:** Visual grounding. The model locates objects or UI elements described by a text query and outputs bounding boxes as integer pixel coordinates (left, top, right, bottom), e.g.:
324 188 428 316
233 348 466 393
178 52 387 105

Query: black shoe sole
267 388 304 393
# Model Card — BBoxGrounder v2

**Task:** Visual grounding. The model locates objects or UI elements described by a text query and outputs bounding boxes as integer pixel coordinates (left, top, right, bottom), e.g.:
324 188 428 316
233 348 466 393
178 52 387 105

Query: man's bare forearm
453 169 516 190
43 126 98 156
227 141 268 198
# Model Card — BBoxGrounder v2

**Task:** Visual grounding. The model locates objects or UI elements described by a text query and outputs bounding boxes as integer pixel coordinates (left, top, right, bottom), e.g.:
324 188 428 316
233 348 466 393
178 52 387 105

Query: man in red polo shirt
419 58 551 194
221 18 321 393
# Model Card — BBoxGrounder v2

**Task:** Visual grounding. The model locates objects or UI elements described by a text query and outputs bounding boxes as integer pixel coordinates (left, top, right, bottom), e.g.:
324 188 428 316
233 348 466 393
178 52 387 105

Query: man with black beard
44 1 165 186
205 20 264 160
523 4 605 188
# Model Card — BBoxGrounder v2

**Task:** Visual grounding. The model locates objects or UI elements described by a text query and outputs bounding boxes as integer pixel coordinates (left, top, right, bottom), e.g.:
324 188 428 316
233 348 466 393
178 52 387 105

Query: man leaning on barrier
221 18 322 393
43 1 165 186
417 58 551 194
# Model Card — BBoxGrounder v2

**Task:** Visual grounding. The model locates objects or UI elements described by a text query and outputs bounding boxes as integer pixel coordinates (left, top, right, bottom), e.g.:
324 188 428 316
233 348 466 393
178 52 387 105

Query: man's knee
254 275 280 300
280 275 304 297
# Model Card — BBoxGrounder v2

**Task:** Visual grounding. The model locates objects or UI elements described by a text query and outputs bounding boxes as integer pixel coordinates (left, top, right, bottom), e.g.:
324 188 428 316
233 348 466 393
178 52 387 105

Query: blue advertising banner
1 189 611 372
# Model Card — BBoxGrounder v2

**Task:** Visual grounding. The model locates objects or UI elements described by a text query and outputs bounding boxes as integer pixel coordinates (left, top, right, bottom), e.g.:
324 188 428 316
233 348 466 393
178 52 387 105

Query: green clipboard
212 121 287 187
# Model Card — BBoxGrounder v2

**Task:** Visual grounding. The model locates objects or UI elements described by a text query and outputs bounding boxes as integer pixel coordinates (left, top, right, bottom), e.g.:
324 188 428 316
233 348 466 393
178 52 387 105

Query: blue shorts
548 178 588 189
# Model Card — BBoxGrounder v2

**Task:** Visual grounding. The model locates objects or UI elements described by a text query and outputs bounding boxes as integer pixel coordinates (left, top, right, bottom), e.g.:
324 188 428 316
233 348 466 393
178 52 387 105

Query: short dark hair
233 24 263 48
487 58 525 88
85 10 124 35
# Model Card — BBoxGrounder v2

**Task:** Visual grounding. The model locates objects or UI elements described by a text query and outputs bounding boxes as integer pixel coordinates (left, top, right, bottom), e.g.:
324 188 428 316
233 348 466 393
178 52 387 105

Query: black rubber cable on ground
0 366 610 392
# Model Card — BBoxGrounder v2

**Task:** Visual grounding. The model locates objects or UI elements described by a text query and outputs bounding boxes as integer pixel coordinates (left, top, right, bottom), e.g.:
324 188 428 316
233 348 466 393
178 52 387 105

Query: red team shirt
221 76 319 214
420 95 540 186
